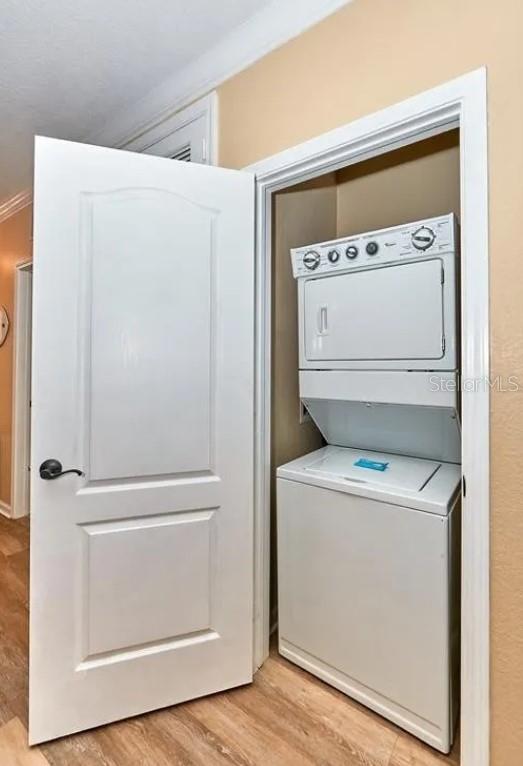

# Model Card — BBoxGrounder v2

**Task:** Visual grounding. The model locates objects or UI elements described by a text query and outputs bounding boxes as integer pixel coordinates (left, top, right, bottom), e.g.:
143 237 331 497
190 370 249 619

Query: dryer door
302 259 447 369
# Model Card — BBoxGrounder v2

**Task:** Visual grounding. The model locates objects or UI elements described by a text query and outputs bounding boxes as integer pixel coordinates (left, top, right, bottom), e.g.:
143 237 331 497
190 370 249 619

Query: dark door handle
39 459 84 480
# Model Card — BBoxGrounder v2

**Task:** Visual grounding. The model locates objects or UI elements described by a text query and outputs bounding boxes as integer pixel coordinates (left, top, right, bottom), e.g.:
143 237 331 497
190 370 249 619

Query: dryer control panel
291 214 457 278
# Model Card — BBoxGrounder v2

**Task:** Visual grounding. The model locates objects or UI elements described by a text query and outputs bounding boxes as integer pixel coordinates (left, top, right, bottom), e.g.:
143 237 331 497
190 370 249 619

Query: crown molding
0 189 32 225
88 0 353 149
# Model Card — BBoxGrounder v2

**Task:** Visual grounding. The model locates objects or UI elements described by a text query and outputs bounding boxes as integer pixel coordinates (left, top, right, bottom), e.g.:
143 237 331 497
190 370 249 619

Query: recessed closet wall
336 130 460 235
270 129 460 620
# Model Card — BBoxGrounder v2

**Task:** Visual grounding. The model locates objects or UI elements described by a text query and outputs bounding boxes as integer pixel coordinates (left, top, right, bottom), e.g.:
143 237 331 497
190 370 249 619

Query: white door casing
122 93 217 164
12 262 33 518
30 137 255 744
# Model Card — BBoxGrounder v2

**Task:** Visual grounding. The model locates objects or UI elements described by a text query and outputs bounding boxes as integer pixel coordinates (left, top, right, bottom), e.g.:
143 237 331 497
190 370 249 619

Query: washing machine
277 214 461 753
277 446 460 753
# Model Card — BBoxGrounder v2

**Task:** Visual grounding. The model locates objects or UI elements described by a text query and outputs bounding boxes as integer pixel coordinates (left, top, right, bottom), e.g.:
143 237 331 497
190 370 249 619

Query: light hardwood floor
0 515 459 765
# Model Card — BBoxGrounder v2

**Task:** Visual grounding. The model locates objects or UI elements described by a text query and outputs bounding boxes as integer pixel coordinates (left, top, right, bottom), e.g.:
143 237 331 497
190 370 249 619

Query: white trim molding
0 500 12 518
248 68 489 766
88 0 353 149
0 189 32 225
122 92 218 165
11 262 33 519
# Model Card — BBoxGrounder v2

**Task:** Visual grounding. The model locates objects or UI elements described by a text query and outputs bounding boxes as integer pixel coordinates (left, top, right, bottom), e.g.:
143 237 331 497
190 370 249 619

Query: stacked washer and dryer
277 214 461 754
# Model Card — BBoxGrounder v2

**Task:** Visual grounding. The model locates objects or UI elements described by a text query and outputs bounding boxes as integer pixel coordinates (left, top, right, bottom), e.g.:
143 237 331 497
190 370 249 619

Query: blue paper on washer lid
354 457 389 472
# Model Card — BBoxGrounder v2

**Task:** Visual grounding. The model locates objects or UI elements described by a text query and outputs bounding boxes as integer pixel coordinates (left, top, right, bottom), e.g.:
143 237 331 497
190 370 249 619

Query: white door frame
247 68 489 766
120 92 218 165
11 261 33 518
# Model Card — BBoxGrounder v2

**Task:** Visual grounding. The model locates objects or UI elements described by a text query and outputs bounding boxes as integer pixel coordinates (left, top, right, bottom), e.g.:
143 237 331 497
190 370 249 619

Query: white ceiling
0 0 273 206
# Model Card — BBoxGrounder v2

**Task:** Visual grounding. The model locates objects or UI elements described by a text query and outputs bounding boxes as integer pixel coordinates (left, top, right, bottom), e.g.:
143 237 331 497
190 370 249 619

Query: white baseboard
0 500 12 518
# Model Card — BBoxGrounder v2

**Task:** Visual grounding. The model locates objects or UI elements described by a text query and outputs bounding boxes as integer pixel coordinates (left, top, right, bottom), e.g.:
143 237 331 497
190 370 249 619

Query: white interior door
30 136 255 744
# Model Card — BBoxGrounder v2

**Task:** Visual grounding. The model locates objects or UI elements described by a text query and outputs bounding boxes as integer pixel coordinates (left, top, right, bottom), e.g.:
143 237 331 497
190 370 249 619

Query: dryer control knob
303 250 320 270
345 245 359 259
412 226 435 250
327 249 340 263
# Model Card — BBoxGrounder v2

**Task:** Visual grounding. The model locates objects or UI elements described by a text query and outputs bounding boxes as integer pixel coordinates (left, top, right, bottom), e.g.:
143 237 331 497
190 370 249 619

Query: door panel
304 260 444 363
80 509 214 659
86 189 213 480
30 137 254 744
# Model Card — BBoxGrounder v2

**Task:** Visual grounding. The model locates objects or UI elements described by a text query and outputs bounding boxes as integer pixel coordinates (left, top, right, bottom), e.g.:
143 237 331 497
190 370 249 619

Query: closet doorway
249 68 489 766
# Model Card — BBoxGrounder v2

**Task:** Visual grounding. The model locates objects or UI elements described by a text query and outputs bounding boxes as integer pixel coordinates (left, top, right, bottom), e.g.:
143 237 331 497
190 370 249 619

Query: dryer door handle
317 305 329 335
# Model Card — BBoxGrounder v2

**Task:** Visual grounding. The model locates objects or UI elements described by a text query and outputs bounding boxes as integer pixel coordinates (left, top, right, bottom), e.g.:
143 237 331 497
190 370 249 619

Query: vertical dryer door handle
318 305 329 335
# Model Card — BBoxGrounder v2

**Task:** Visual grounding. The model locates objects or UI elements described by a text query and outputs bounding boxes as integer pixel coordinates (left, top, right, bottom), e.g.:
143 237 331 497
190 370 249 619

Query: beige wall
218 1 523 762
336 130 460 235
0 205 32 508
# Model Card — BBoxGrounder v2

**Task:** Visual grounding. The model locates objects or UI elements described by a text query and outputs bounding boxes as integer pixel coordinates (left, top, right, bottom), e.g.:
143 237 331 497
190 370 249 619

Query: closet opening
268 129 461 763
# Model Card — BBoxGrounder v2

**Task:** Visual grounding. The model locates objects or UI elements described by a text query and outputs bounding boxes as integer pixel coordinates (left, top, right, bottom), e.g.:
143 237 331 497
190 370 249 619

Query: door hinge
442 335 446 354
441 265 445 284
463 475 466 497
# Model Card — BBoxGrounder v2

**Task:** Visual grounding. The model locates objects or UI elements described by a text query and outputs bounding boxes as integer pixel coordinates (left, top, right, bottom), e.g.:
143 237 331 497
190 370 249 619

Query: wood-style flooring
0 514 460 765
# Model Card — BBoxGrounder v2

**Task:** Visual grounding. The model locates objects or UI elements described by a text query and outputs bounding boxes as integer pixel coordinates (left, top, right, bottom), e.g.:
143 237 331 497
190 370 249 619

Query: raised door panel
85 189 215 481
79 509 216 662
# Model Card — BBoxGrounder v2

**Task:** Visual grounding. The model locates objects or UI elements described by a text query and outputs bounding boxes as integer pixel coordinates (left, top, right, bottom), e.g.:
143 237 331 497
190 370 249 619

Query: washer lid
277 446 461 515
303 446 441 493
